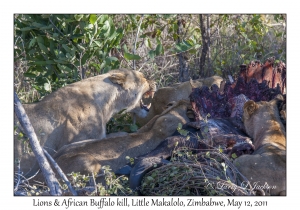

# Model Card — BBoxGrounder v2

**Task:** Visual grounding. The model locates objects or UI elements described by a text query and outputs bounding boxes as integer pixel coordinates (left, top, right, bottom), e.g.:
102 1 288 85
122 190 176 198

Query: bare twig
133 15 144 70
43 148 78 196
92 173 98 195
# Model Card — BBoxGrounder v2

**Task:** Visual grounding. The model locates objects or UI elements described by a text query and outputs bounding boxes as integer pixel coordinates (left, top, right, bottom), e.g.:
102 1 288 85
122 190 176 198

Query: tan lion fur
32 100 191 183
14 69 155 176
234 95 286 195
135 75 223 126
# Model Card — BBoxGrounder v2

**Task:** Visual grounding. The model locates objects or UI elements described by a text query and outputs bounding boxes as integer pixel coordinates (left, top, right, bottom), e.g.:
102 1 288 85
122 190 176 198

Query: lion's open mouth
140 99 151 112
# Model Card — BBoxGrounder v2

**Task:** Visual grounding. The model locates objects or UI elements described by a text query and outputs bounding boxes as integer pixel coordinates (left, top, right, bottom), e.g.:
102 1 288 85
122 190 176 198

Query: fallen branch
43 149 77 196
14 92 62 196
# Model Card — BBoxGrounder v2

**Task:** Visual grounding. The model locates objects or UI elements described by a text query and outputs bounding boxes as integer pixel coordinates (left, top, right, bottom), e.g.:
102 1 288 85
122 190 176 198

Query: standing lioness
14 69 155 175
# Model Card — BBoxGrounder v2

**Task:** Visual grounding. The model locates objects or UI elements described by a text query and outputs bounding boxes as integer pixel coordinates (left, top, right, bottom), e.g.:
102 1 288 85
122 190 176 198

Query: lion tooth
150 91 155 98
147 103 151 109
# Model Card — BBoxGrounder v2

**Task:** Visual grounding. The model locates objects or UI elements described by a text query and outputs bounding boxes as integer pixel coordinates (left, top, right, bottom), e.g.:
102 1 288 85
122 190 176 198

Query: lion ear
243 100 258 119
271 94 284 105
108 73 128 89
189 78 202 89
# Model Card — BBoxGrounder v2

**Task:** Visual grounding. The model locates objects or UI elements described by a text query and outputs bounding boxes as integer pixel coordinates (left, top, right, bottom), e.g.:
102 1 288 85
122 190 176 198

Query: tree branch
14 92 62 196
43 149 77 196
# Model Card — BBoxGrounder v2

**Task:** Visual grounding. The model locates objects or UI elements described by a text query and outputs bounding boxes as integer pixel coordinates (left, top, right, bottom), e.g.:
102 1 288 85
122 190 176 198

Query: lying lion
135 75 223 126
15 69 156 176
233 95 286 195
31 100 191 183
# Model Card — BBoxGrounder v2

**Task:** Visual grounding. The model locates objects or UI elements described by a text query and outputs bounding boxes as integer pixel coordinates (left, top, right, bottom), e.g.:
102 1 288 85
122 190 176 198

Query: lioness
233 95 286 195
135 75 223 126
32 100 191 183
15 69 155 175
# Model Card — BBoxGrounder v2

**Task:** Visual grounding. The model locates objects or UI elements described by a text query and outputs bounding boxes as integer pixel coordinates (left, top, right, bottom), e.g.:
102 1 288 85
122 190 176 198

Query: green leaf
54 59 68 64
146 176 154 181
103 66 111 73
99 14 109 24
36 36 44 44
193 27 201 33
140 32 152 38
105 56 119 64
81 53 89 65
194 44 201 49
20 27 35 31
189 49 197 54
29 38 36 48
174 42 191 52
100 20 110 37
74 14 84 21
40 25 53 30
155 43 163 55
32 61 47 65
18 132 24 138
93 40 102 47
62 44 71 53
57 64 72 72
93 21 98 36
148 50 156 60
100 61 106 70
205 151 210 157
124 52 141 60
231 153 238 159
178 129 188 136
53 33 59 39
130 124 138 132
46 60 55 65
99 18 116 41
240 32 248 40
122 44 128 53
24 73 36 78
49 40 55 55
71 34 85 39
38 42 48 53
145 38 152 48
178 123 182 129
183 40 193 47
108 29 117 41
32 22 45 28
89 14 97 24
203 126 209 133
